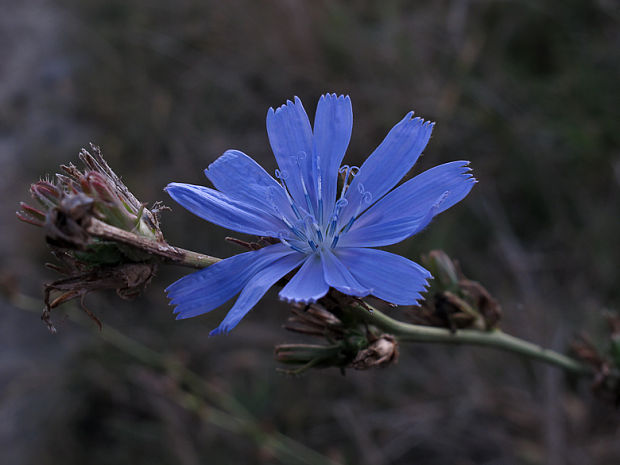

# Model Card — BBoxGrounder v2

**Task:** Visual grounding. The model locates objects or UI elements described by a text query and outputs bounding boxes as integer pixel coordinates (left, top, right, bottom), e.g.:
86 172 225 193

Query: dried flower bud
417 250 502 331
571 314 620 405
350 335 399 370
17 144 165 332
276 300 399 374
283 303 345 337
19 145 163 246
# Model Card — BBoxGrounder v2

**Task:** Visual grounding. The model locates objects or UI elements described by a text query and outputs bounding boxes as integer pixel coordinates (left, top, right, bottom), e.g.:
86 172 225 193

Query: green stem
347 303 591 376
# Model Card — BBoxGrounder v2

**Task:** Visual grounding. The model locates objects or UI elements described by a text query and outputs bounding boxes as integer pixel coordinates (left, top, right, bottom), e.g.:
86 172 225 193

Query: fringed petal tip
209 322 238 336
459 162 479 186
403 111 435 127
208 327 224 336
165 281 186 295
453 160 477 178
411 295 428 307
171 302 200 319
381 293 429 309
421 277 433 293
409 276 434 307
398 282 433 308
422 269 434 281
278 294 320 305
171 304 202 320
164 283 192 299
269 96 304 116
278 284 330 304
319 93 351 103
392 290 431 308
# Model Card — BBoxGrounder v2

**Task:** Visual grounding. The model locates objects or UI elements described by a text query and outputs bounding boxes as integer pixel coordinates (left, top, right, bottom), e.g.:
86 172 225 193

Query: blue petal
279 253 329 303
166 182 285 237
167 243 300 319
339 161 475 247
352 161 476 231
266 97 316 211
321 249 371 297
313 94 353 221
209 253 306 335
338 193 445 247
339 113 434 228
335 248 431 305
205 149 296 222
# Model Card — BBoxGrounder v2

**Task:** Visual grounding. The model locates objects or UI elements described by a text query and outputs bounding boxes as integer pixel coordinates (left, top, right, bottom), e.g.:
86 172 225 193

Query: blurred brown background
2 0 620 464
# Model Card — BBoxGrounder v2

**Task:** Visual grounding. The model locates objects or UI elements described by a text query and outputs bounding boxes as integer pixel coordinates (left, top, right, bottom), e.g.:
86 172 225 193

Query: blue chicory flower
165 94 475 335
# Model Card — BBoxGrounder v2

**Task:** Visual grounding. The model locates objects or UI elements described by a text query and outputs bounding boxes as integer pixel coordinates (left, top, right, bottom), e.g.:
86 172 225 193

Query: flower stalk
345 302 591 376
85 217 220 269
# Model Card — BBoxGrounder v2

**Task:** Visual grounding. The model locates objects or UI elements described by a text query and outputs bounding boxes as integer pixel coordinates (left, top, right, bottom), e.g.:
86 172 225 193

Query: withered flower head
413 250 502 332
571 312 620 405
275 301 399 374
17 144 165 332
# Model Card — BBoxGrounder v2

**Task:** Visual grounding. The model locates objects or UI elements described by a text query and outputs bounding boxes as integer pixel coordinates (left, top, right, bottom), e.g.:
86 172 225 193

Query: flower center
272 162 371 255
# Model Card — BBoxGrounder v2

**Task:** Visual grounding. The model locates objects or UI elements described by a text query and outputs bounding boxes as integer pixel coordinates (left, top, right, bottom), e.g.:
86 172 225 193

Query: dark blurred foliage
2 0 620 464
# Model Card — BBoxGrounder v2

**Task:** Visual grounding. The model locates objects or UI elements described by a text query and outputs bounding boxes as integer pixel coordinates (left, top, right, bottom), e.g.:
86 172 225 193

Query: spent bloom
16 146 162 331
166 94 475 335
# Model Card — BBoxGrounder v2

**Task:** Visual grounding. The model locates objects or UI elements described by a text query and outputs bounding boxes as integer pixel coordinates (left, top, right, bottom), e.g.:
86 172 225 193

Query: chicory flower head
166 94 475 335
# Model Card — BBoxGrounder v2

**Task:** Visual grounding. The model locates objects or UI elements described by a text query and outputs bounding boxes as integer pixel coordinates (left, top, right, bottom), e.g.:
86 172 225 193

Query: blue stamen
289 225 306 241
278 232 307 254
327 198 348 237
296 152 316 219
342 216 356 234
289 243 307 254
338 165 359 199
315 225 323 243
340 184 373 233
290 202 302 220
275 169 303 220
315 155 323 225
304 192 314 217
338 165 351 200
